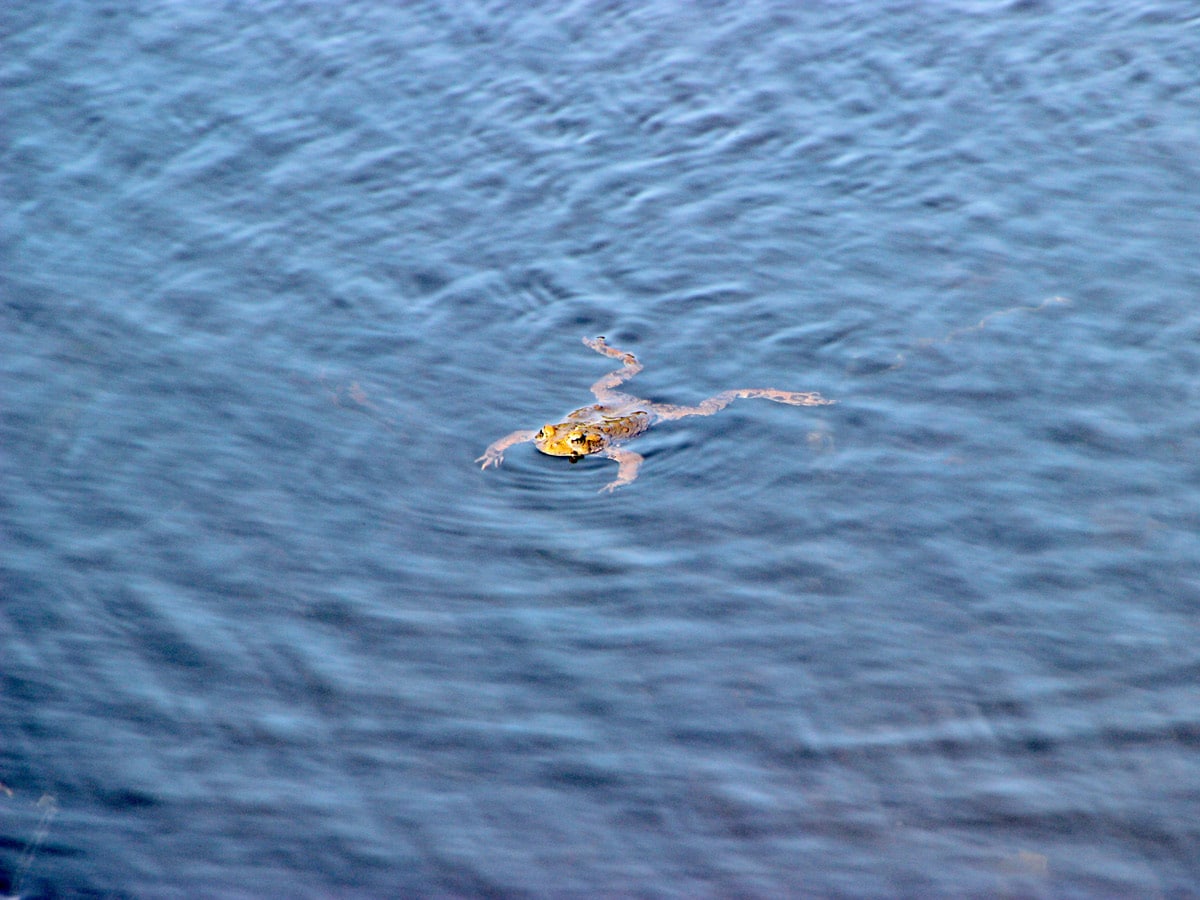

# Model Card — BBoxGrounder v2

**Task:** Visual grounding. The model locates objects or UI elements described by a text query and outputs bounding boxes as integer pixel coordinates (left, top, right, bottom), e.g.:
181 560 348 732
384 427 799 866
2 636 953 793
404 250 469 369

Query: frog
477 336 833 492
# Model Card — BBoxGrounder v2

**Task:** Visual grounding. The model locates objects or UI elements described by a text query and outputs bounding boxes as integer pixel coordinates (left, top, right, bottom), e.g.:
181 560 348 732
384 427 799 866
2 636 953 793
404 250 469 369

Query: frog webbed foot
476 449 504 470
477 428 539 472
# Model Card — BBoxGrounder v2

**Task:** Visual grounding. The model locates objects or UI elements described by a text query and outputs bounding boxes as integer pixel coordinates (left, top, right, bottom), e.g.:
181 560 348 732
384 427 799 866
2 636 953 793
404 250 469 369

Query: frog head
533 422 607 461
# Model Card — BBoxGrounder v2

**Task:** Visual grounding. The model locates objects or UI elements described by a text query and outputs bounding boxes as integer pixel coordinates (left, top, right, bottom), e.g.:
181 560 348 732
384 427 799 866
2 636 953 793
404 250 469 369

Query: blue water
3 1 1199 895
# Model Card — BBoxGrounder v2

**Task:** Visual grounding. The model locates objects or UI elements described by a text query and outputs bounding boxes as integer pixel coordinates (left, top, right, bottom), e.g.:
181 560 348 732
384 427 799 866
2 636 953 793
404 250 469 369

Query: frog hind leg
582 336 644 401
650 388 834 421
477 429 539 469
598 446 644 492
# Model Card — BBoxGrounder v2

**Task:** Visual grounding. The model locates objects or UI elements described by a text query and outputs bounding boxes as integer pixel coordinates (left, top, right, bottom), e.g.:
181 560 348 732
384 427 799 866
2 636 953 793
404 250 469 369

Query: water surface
3 1 1199 895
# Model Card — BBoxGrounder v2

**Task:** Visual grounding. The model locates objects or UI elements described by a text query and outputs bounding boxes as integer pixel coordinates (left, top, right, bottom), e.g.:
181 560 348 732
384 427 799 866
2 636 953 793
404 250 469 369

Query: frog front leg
477 429 538 470
598 446 644 493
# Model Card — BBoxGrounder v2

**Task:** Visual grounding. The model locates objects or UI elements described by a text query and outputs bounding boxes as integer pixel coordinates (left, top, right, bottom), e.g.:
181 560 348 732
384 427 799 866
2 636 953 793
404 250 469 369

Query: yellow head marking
534 422 607 460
